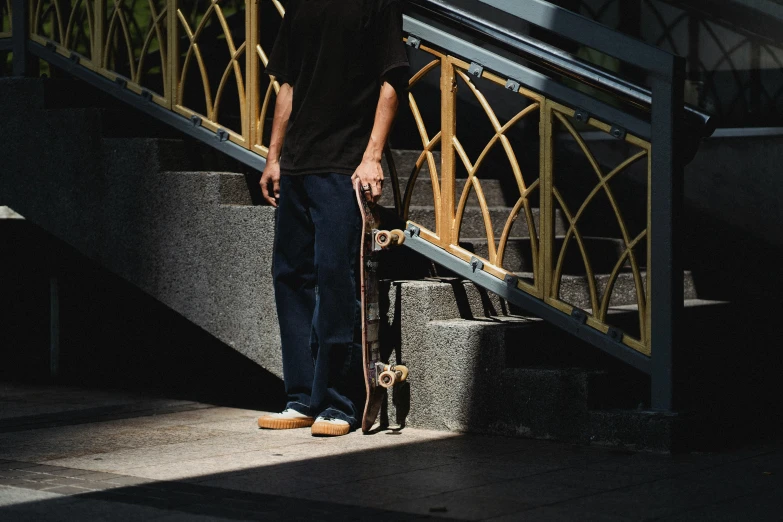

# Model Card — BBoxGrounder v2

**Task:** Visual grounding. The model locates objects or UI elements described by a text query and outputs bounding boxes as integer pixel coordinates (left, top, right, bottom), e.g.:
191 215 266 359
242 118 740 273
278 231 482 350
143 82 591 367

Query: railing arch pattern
397 43 444 228
31 0 95 62
0 0 11 74
0 0 11 39
577 0 783 126
397 49 655 355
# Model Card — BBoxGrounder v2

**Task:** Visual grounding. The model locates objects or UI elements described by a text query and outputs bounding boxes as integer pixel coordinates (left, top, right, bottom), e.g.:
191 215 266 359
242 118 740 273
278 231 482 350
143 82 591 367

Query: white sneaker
257 409 314 429
311 416 351 437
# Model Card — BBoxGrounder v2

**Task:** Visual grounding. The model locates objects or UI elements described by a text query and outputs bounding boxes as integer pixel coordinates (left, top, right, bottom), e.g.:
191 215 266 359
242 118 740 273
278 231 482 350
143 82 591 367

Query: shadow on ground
0 386 780 521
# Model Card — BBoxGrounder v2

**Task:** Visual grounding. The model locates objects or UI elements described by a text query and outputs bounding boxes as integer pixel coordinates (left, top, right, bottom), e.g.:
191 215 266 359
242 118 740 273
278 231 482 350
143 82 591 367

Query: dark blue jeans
272 173 364 428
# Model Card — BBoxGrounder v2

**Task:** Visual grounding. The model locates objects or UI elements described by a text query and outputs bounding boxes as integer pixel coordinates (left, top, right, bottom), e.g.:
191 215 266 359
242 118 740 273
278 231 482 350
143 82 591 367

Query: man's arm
352 80 400 202
260 82 294 207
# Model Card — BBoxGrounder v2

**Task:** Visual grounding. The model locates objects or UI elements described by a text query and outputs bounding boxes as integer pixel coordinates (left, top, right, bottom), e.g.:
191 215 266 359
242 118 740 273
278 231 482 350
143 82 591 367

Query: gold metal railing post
166 0 177 109
93 0 104 69
540 99 554 302
439 56 457 246
245 0 258 149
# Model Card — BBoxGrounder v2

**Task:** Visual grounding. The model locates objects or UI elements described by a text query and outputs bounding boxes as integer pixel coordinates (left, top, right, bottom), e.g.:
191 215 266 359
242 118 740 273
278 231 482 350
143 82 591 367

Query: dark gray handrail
665 0 783 46
407 0 714 141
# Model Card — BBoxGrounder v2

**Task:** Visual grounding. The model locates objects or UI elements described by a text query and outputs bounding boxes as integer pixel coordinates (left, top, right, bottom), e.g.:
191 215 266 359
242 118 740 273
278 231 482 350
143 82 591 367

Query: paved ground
0 382 780 521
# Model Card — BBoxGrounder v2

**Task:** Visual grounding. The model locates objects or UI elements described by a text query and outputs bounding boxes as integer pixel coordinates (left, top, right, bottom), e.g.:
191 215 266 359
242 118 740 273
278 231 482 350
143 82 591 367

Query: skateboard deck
355 185 408 433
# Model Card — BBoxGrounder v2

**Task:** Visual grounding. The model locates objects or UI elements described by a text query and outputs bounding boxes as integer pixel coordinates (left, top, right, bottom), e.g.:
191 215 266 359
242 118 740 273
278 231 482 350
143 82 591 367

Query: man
256 0 409 436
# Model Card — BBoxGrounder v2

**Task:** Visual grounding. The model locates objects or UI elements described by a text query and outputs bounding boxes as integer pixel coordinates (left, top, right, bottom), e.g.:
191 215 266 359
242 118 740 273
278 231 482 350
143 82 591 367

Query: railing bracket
406 224 421 237
504 274 518 287
141 90 153 102
574 108 590 123
468 62 484 78
571 308 587 325
114 76 127 89
406 35 421 49
190 115 202 127
216 128 230 142
470 256 484 272
69 52 79 64
610 125 627 140
505 79 520 92
607 327 624 342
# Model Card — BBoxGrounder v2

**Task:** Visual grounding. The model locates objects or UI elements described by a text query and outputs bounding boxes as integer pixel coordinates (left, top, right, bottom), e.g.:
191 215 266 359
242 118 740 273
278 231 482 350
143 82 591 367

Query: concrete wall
0 78 283 378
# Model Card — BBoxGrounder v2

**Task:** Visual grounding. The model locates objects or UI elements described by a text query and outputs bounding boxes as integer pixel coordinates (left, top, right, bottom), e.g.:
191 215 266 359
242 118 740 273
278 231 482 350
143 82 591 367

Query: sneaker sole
311 421 351 437
257 417 315 430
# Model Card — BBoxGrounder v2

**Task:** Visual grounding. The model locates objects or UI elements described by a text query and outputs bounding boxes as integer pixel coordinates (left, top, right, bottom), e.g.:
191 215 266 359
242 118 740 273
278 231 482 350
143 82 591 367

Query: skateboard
355 185 409 433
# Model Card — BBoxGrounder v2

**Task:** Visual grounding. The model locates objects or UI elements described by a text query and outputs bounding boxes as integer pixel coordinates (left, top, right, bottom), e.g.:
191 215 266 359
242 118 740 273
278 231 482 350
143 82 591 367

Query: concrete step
407 206 566 238
385 150 441 182
96 108 187 139
389 313 667 449
218 173 254 205
378 175 509 209
492 366 597 443
588 410 679 453
41 77 125 110
461 236 632 274
511 270 698 309
102 137 199 172
492 381 679 451
0 77 47 111
384 280 726 451
392 317 534 432
101 137 253 175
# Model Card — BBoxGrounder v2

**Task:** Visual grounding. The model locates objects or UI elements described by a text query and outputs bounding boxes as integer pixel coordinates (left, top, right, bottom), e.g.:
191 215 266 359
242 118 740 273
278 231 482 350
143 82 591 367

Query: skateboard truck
375 362 409 389
374 229 406 249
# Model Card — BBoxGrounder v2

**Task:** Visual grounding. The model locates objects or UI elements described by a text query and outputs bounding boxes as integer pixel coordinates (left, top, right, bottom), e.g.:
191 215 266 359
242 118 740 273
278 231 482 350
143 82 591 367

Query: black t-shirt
265 0 409 176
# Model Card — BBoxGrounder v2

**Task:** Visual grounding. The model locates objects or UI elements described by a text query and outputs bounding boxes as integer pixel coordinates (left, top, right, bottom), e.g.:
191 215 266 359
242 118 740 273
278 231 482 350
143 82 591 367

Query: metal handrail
663 0 783 46
568 0 783 127
408 0 714 140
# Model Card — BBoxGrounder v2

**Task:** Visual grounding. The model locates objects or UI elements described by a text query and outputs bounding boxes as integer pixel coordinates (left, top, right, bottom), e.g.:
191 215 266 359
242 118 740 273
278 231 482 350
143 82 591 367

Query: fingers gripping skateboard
377 364 410 389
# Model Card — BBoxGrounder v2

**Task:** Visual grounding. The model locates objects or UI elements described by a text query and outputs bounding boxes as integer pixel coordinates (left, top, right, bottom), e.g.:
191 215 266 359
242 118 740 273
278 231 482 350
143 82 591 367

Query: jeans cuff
317 407 358 429
286 402 312 417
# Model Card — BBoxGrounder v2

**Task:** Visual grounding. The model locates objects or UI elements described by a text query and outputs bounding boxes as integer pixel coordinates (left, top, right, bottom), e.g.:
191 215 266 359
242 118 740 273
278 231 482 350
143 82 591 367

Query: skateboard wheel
394 364 409 383
389 229 405 246
376 230 392 248
379 370 397 388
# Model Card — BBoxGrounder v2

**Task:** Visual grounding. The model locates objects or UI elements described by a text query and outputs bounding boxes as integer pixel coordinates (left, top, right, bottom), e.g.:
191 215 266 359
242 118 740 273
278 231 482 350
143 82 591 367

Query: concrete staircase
0 76 713 452
377 277 694 452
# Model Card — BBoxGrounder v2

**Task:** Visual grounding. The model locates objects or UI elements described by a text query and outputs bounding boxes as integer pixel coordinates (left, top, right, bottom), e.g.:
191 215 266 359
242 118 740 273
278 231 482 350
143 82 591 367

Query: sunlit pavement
0 382 780 521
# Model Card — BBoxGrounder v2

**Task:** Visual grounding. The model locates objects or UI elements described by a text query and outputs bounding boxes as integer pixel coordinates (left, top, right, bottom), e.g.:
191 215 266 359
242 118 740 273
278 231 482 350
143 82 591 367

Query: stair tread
503 366 607 375
408 204 529 211
461 235 623 242
429 316 534 326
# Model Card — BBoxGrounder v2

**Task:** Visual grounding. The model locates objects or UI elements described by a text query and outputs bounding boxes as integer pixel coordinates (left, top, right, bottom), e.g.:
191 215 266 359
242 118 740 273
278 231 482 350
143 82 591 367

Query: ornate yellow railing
21 0 286 155
398 48 653 355
0 0 11 39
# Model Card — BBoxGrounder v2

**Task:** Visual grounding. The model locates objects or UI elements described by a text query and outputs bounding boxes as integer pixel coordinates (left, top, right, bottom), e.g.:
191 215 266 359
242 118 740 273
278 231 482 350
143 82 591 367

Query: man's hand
352 159 384 202
261 82 292 209
356 80 399 203
260 160 281 207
